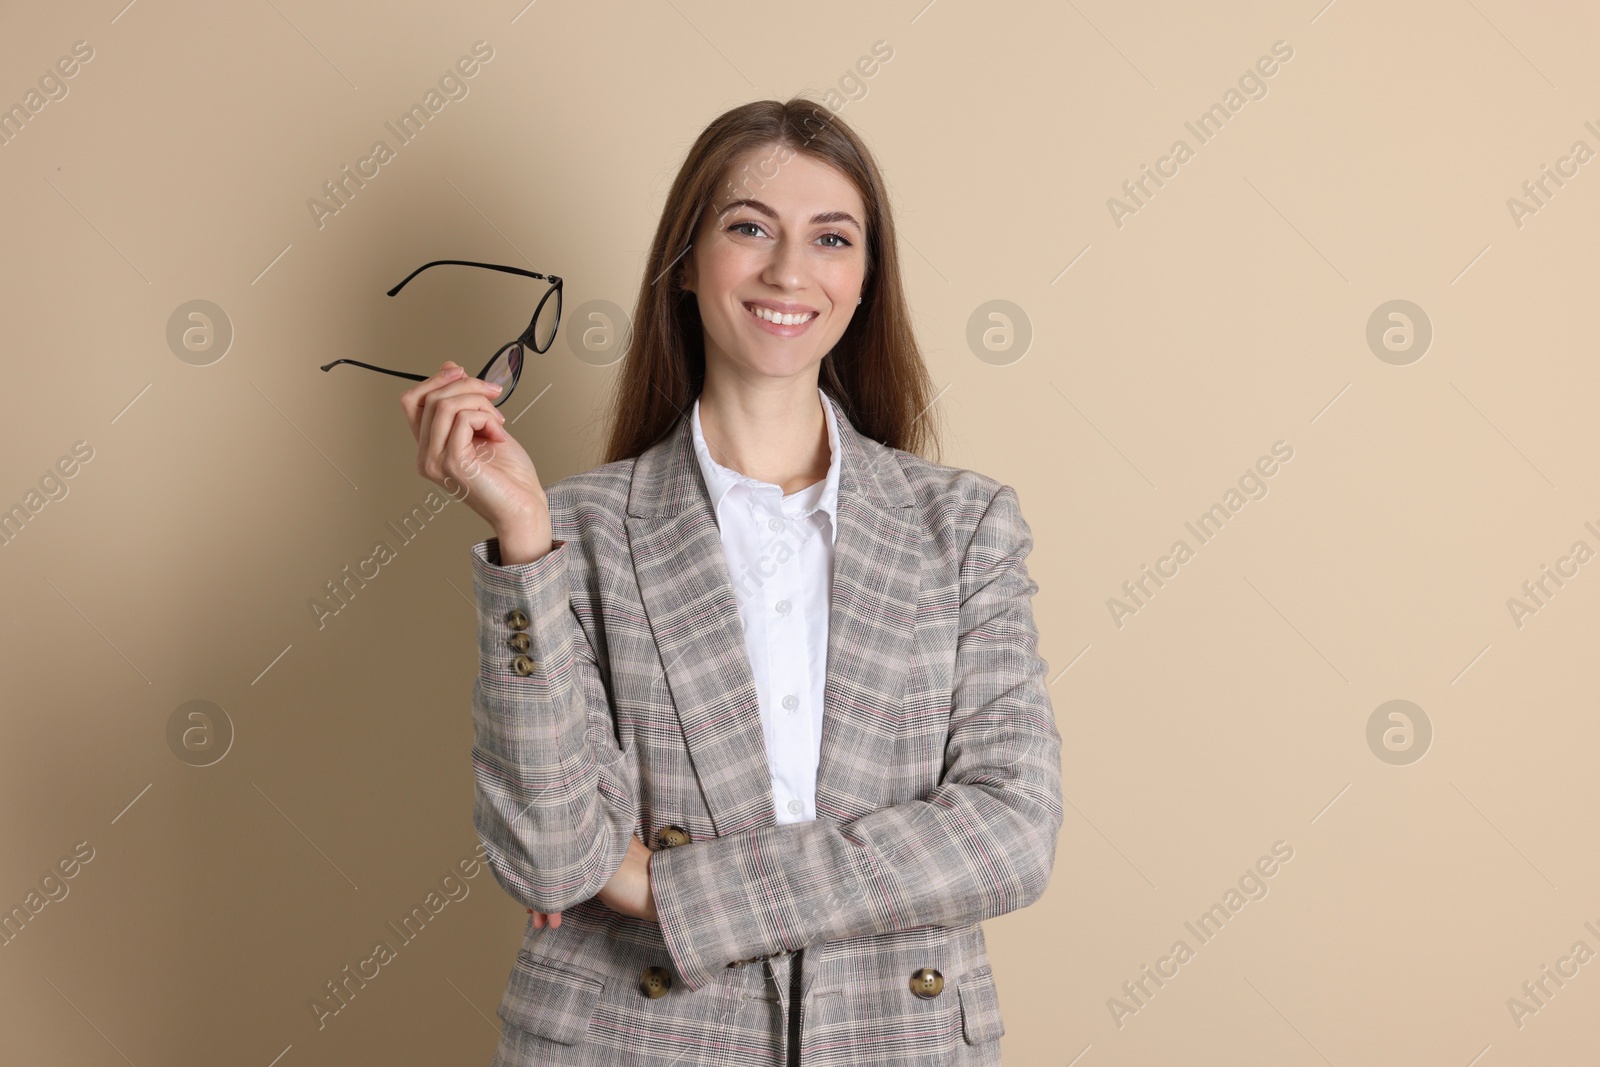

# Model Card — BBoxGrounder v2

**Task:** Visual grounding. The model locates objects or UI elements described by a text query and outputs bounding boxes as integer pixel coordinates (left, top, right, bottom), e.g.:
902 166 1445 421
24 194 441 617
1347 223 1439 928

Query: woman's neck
697 378 830 495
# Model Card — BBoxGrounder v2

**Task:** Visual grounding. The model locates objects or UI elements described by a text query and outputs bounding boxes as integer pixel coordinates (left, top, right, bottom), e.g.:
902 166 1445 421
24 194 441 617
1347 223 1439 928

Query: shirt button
775 599 790 614
768 517 784 532
787 799 804 815
782 694 798 711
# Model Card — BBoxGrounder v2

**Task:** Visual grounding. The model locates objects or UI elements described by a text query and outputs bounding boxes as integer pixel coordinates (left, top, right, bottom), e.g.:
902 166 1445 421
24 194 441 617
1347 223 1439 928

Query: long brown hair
601 96 943 465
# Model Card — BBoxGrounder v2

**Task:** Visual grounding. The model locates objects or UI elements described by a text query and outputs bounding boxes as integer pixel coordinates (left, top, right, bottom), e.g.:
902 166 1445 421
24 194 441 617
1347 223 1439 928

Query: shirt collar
690 387 842 546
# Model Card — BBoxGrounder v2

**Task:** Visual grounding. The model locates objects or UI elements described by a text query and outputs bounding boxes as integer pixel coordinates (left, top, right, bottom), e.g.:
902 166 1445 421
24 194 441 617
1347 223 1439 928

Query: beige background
3 0 1598 1063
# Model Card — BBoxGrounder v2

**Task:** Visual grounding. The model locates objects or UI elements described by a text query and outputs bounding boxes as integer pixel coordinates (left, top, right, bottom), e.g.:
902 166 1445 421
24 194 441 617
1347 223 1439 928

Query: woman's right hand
400 360 551 555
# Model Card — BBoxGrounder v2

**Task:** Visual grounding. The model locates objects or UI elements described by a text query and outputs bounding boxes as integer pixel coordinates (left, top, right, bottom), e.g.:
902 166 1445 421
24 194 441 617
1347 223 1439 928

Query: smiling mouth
744 302 818 327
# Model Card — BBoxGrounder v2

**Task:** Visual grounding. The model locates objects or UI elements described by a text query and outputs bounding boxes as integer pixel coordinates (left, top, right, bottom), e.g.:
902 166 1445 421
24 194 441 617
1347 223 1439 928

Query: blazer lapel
813 398 922 822
625 392 922 837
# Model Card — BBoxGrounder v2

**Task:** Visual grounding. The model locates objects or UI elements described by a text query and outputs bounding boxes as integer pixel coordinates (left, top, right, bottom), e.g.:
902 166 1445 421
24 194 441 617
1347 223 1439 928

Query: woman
402 97 1062 1067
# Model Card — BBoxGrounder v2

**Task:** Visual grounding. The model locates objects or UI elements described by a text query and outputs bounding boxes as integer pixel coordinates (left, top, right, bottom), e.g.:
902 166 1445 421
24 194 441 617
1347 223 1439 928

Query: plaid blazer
469 393 1063 1066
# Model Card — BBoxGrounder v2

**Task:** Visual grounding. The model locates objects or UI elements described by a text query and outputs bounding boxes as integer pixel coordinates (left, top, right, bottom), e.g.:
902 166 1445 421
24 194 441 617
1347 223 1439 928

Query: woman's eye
728 222 853 248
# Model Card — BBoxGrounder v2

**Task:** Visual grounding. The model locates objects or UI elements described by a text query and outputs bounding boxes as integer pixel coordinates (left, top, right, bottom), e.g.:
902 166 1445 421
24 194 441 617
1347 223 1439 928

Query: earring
857 296 863 305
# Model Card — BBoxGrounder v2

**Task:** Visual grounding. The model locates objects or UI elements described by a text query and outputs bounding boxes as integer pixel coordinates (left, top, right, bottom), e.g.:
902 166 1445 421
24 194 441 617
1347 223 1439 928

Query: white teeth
747 304 815 326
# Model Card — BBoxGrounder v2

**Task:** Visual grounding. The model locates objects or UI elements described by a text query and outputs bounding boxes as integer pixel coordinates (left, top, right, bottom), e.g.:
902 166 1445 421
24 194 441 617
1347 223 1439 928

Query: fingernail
487 382 502 392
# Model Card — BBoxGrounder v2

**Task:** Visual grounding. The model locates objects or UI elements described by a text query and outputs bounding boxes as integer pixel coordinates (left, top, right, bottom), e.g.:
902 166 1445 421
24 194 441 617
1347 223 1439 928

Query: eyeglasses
320 259 563 408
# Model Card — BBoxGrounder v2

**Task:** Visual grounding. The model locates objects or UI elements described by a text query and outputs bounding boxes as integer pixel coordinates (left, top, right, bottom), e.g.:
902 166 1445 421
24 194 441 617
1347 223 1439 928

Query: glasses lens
483 341 523 405
530 287 560 352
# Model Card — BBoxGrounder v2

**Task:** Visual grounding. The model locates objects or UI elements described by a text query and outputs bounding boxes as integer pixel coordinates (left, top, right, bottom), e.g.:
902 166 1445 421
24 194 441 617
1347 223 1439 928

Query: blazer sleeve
648 484 1064 992
469 534 640 914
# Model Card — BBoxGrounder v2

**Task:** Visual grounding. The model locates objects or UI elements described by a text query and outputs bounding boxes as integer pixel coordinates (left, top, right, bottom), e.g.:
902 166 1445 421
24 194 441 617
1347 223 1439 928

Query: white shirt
690 388 842 826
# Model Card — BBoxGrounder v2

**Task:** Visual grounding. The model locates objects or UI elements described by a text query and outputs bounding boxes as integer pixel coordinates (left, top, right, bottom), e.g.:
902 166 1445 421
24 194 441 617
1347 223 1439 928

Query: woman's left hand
597 835 660 922
526 836 659 928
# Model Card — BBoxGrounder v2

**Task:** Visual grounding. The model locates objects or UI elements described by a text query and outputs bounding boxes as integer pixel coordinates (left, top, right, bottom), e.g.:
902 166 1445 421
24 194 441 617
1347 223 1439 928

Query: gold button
639 965 672 998
512 655 536 676
910 967 944 999
506 609 529 631
507 632 531 653
656 825 690 849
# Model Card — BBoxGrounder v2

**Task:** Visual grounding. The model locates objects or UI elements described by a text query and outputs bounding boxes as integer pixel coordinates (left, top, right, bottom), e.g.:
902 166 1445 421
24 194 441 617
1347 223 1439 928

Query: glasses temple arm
319 359 428 381
387 259 552 296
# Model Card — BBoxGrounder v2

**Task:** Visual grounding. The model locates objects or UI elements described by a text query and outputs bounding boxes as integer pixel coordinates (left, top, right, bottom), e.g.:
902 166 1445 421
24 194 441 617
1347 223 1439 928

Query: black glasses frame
319 259 563 407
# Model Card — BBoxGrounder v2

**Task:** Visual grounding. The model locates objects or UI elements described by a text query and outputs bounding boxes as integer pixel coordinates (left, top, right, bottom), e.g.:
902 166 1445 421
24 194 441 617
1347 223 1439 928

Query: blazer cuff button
505 609 530 631
511 654 536 676
507 632 531 653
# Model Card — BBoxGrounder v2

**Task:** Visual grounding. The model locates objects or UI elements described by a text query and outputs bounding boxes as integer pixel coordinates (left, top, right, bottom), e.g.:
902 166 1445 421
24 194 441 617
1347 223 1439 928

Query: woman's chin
711 345 825 381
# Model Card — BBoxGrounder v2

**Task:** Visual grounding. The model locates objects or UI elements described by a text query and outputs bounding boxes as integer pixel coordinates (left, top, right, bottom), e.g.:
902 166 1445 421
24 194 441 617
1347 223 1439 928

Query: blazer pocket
956 964 1005 1045
497 950 606 1046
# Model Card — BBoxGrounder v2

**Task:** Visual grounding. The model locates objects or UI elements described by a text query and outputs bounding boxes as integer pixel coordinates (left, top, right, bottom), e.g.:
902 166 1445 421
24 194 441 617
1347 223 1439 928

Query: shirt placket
757 495 815 824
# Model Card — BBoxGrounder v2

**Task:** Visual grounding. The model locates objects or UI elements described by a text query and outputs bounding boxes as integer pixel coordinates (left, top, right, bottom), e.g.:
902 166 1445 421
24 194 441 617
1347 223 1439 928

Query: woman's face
681 145 868 388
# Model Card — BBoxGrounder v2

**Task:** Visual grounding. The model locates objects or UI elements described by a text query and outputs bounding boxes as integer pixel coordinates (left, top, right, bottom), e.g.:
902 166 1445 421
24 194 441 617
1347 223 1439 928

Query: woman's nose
761 238 809 290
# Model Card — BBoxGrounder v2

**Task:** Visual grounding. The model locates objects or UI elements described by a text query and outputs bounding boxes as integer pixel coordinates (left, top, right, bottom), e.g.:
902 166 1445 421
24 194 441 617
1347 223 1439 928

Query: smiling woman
604 98 940 468
675 151 871 446
401 96 1063 1067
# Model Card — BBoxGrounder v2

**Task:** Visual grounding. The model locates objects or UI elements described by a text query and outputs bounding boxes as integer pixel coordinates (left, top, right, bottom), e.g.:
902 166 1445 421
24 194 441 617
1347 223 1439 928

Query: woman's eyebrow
715 198 861 230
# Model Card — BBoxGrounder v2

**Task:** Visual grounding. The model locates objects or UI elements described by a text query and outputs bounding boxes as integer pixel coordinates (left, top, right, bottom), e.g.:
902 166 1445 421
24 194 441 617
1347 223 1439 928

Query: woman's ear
677 250 696 294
